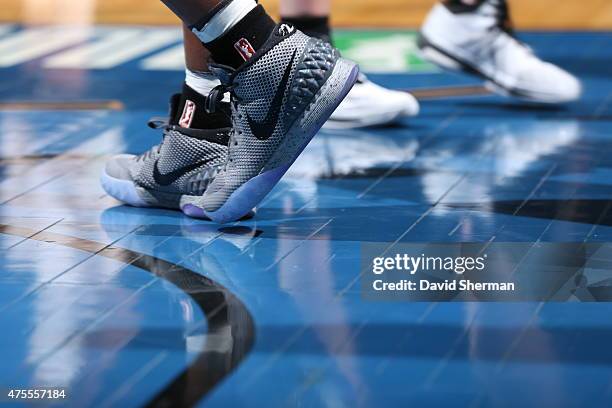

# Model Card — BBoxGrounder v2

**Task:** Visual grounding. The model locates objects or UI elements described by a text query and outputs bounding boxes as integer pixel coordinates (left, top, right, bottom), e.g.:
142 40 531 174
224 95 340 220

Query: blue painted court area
0 26 612 407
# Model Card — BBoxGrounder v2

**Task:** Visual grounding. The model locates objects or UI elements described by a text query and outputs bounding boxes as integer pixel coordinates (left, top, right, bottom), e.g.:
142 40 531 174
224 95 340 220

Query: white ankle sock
192 0 257 43
185 69 220 96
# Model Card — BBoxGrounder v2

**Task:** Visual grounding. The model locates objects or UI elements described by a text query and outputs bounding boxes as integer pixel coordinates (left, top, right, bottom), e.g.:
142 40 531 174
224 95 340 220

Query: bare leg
279 0 332 43
160 0 223 26
279 0 330 18
183 24 210 71
181 23 226 127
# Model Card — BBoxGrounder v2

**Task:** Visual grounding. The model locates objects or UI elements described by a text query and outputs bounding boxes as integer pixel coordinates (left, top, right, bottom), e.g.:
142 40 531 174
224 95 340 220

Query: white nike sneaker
324 73 420 129
418 2 581 103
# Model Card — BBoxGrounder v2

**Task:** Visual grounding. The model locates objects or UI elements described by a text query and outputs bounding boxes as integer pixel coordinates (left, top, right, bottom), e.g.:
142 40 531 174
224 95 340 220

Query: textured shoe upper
105 94 231 198
133 126 228 196
202 25 339 211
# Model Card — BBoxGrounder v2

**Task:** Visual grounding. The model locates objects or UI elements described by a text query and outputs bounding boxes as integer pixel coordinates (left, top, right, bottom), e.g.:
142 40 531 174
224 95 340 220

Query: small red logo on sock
179 100 196 128
234 38 256 61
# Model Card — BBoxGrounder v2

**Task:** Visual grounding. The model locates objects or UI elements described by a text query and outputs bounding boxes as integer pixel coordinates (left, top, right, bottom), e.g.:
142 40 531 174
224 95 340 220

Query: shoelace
205 80 243 170
135 117 172 162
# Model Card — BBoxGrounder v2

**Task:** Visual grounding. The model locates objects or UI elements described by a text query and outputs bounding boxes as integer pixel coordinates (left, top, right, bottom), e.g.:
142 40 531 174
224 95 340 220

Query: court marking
0 222 255 407
409 85 491 99
0 26 437 73
0 27 90 67
0 88 496 112
44 28 181 69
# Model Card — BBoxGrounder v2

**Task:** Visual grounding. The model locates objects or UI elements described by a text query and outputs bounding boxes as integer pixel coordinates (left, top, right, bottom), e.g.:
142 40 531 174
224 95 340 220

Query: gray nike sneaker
101 94 230 213
180 24 359 223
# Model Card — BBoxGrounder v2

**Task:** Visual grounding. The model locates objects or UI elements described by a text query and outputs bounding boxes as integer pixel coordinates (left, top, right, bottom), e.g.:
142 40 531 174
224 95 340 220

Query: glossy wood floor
1 23 612 407
1 0 611 29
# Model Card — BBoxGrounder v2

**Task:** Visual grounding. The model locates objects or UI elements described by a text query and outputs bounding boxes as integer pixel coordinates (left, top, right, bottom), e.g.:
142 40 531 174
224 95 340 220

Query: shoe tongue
167 93 183 125
476 0 514 31
168 84 232 129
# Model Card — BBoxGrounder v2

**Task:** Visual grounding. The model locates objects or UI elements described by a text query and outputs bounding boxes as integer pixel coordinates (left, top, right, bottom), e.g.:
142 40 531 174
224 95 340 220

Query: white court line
0 25 15 38
44 28 181 69
140 44 184 71
0 27 91 68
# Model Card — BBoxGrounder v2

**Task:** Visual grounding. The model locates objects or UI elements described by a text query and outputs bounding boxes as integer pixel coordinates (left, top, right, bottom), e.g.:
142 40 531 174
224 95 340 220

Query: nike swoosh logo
246 49 297 141
153 158 214 186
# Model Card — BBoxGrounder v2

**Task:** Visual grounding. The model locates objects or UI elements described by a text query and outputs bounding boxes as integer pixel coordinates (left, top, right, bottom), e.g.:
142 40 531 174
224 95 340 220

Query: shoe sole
184 58 359 223
101 170 257 220
324 107 410 130
100 170 151 208
417 33 570 104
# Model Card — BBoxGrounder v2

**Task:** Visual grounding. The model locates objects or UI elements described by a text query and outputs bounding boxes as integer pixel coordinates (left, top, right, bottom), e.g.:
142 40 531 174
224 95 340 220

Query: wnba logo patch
234 38 256 61
179 100 196 128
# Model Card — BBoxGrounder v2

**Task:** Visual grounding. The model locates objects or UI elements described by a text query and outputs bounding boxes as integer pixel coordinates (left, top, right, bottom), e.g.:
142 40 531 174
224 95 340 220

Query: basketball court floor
0 11 612 408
